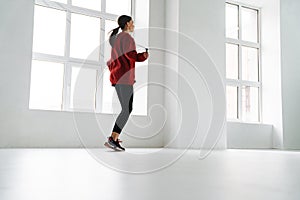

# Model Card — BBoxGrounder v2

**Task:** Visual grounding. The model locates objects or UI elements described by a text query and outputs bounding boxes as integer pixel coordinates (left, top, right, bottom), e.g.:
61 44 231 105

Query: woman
105 15 149 151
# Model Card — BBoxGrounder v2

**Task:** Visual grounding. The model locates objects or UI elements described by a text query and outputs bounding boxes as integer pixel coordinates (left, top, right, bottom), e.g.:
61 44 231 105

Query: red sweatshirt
107 32 147 86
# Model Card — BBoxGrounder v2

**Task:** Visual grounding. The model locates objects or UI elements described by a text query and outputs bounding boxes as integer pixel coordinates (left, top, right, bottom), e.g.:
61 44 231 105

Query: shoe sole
104 142 123 151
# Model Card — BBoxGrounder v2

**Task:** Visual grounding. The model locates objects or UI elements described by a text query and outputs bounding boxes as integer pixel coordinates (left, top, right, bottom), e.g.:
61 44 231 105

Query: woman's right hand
143 52 149 59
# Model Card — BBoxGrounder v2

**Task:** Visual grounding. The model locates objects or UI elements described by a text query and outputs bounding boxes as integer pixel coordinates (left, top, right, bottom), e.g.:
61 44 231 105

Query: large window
225 2 261 122
30 0 149 115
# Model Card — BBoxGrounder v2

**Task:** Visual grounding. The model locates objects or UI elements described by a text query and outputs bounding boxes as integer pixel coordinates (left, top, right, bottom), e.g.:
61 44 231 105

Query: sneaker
115 139 125 151
104 137 125 151
107 136 117 149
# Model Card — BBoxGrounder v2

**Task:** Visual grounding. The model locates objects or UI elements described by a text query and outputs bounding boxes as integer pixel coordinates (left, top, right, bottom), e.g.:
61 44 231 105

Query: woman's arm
126 50 148 62
122 35 148 62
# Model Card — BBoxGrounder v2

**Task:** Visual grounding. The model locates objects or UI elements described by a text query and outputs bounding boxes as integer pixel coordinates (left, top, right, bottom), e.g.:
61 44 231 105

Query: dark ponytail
109 15 132 47
109 27 120 47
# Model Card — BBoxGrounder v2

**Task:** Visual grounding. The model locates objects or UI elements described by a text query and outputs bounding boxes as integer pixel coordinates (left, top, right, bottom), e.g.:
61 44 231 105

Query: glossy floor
0 148 299 200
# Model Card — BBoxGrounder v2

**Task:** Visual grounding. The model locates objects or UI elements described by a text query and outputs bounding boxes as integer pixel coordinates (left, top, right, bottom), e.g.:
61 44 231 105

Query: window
29 60 65 110
30 0 149 115
225 2 261 122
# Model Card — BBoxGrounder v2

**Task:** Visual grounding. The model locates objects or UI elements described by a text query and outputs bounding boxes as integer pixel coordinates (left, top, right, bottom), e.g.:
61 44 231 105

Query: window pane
70 13 100 61
226 3 239 39
29 60 64 110
32 5 66 56
105 20 118 41
242 46 259 81
71 66 97 110
72 0 101 11
226 86 238 120
101 68 118 114
242 86 259 122
133 62 148 115
104 20 117 63
226 43 239 79
241 7 258 43
106 0 131 16
102 68 124 114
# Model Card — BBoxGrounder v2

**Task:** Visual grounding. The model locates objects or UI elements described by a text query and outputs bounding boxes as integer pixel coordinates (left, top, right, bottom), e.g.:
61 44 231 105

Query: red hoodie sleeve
122 35 147 62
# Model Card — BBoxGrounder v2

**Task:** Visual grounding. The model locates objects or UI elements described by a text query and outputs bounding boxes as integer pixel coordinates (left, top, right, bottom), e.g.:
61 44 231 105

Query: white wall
164 0 227 150
227 0 283 149
281 0 300 150
163 0 180 147
260 0 283 149
0 0 165 148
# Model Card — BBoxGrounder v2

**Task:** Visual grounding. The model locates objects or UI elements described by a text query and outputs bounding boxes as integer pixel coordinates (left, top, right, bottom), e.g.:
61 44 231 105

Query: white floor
0 148 300 200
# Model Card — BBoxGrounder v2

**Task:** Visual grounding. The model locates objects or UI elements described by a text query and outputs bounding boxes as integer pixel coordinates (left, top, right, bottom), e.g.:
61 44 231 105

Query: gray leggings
112 84 133 134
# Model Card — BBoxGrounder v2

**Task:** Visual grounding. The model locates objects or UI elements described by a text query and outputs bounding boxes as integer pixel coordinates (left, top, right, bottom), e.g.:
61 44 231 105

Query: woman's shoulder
116 32 135 50
118 32 133 40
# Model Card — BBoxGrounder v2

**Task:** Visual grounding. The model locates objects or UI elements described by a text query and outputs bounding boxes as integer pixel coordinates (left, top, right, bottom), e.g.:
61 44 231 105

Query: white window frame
226 1 262 122
31 0 143 114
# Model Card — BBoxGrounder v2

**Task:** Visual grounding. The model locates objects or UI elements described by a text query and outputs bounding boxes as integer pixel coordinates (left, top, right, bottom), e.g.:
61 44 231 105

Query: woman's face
126 20 135 32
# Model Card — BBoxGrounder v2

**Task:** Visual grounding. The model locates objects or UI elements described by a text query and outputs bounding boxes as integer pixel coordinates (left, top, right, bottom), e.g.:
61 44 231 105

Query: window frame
225 1 262 122
31 0 140 113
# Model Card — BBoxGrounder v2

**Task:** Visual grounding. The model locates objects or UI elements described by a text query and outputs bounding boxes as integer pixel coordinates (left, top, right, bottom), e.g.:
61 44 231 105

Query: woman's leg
111 84 133 141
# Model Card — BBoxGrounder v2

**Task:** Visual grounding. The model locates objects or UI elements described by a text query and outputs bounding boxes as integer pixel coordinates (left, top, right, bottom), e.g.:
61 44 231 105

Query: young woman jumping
104 15 149 151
